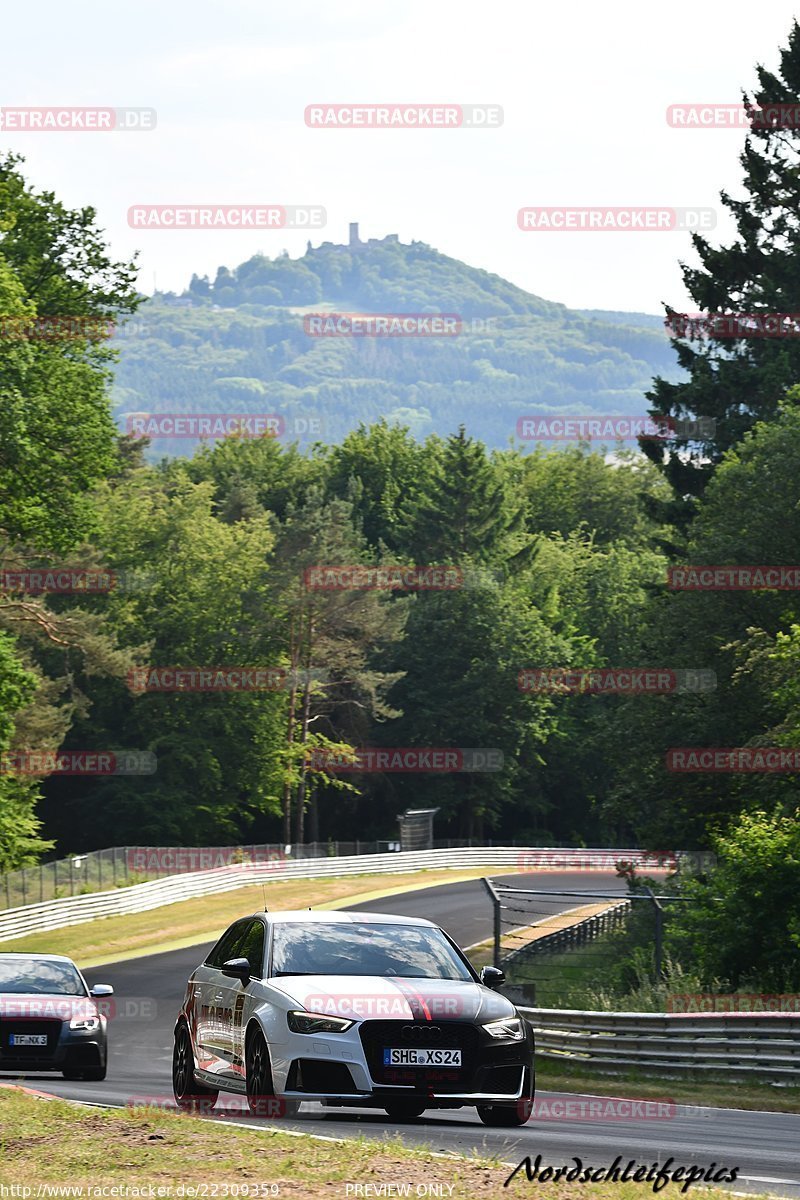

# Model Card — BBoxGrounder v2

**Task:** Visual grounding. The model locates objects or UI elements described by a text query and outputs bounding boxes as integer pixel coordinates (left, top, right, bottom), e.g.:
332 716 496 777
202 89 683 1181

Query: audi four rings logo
401 1025 443 1041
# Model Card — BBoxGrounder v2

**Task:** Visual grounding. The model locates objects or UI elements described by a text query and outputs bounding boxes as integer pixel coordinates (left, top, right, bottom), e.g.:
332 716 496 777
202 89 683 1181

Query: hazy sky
3 0 798 313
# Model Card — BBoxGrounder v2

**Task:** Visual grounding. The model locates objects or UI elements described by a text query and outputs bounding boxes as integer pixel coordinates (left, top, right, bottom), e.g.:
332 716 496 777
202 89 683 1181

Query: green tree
643 22 800 509
668 810 800 990
604 401 800 846
324 420 433 552
42 470 286 846
0 152 139 325
401 427 531 567
0 631 51 869
0 252 119 550
183 433 319 524
0 157 141 865
384 580 570 838
269 486 406 843
517 445 672 547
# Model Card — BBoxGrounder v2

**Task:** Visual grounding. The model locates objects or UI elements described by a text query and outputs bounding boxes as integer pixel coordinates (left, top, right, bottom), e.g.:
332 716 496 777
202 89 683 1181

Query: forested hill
112 233 681 453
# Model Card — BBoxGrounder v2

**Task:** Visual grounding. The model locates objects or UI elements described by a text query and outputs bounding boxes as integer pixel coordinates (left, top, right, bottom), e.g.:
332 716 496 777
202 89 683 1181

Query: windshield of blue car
0 957 87 996
270 922 473 980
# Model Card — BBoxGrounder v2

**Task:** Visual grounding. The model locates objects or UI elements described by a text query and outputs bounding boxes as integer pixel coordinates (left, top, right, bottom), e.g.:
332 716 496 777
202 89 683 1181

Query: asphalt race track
5 871 800 1197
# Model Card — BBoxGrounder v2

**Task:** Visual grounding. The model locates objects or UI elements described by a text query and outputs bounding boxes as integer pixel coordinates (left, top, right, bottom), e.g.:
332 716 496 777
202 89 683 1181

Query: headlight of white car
287 1010 355 1034
483 1016 525 1041
69 1015 101 1032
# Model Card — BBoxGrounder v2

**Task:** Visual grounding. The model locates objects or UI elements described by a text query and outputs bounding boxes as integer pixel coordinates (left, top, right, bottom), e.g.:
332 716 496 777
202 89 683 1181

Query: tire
383 1101 426 1121
172 1022 218 1113
476 1067 534 1128
62 1062 106 1082
245 1027 299 1119
81 1064 107 1082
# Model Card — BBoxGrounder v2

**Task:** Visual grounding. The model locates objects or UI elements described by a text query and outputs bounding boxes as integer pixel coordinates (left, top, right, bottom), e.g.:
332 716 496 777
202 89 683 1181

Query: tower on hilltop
349 222 360 247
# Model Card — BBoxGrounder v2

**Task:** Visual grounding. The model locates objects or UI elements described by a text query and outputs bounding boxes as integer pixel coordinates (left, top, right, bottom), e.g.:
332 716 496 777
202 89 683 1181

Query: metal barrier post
481 877 502 968
643 886 665 982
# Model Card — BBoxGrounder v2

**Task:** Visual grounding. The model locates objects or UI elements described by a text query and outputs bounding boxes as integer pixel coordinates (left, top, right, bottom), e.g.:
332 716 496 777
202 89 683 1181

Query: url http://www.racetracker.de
0 1187 281 1198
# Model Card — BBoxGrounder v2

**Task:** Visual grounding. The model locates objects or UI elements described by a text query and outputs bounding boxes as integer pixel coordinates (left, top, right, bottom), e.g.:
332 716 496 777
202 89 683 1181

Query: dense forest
111 236 680 454
2 20 800 922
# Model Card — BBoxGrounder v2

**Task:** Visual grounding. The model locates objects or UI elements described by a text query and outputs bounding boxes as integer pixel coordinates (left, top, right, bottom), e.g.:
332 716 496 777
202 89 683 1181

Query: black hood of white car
268 974 518 1022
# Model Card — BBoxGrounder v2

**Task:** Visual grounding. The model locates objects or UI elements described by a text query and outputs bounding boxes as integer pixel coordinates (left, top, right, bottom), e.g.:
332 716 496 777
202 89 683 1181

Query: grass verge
0 1088 751 1199
0 867 502 967
537 1056 800 1114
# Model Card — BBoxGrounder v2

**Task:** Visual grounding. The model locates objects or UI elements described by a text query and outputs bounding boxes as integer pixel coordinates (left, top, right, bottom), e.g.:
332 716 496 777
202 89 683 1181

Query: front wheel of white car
245 1027 299 1119
383 1100 426 1121
476 1067 534 1127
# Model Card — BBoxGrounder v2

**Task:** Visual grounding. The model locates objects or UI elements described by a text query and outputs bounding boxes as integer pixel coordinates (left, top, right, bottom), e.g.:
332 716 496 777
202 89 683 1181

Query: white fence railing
0 847 660 943
522 1007 800 1082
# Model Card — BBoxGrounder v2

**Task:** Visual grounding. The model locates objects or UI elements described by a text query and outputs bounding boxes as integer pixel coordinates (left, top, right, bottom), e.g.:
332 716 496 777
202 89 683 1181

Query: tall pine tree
644 21 800 516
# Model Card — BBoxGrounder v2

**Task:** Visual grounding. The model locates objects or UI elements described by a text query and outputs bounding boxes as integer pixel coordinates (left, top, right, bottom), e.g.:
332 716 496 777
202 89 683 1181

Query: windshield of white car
270 922 473 980
0 957 87 996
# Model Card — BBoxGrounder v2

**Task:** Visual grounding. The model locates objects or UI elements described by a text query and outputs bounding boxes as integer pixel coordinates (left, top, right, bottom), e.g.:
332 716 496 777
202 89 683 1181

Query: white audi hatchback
173 910 534 1125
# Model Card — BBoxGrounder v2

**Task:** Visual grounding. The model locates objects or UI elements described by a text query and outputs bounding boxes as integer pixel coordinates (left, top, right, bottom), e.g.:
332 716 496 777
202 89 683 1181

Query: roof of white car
258 910 437 928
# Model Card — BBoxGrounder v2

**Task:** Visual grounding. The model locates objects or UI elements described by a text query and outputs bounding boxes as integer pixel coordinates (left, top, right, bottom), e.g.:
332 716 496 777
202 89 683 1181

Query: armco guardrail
522 1007 800 1082
502 899 631 966
0 846 659 943
2 839 495 908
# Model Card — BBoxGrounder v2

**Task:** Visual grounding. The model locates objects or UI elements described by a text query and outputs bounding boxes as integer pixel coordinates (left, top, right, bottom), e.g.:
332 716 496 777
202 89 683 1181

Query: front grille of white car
358 1020 479 1091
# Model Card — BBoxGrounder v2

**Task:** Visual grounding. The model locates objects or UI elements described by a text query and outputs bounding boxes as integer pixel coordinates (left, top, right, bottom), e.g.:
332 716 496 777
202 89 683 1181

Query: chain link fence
1 847 132 910
0 837 527 911
483 880 692 1010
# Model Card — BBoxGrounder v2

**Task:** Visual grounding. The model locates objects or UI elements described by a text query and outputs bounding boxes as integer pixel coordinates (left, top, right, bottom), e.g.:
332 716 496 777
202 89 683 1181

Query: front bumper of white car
266 1016 534 1107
